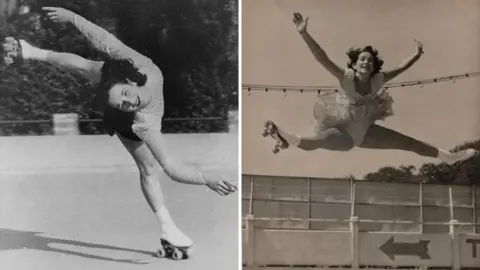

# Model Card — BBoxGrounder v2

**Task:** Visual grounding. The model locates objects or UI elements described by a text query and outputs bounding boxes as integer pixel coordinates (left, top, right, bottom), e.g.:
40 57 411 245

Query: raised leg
296 127 354 152
263 120 354 153
3 37 102 82
359 124 477 164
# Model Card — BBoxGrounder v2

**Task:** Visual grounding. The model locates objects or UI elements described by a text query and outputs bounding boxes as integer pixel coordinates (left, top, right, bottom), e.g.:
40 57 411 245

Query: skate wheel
172 248 183 260
262 131 268 137
273 147 279 154
156 247 166 258
4 57 13 66
185 247 193 258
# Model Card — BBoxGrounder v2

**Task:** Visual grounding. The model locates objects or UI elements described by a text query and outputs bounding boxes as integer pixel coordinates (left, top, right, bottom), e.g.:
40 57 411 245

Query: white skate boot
3 38 43 66
446 148 478 165
3 37 24 66
156 225 193 260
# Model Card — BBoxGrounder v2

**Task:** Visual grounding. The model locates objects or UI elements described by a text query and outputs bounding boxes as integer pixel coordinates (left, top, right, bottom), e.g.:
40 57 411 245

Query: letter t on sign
467 239 480 258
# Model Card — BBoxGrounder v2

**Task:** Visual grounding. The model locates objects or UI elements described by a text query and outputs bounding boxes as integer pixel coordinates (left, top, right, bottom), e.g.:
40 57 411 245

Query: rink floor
0 169 239 270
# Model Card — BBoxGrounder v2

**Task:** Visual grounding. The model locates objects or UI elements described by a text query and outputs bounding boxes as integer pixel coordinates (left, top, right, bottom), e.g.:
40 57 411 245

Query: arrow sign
379 236 431 261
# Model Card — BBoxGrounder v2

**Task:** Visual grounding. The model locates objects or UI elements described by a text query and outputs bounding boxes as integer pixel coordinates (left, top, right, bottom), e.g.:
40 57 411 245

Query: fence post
350 216 360 269
450 219 461 270
53 113 79 135
245 214 255 266
228 110 238 133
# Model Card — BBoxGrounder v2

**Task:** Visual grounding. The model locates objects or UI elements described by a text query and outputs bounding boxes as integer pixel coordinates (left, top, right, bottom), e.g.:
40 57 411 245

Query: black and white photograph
242 0 480 269
0 0 239 269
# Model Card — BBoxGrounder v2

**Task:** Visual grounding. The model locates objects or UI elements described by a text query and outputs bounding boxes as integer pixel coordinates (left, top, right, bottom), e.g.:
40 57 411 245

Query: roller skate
2 37 24 66
155 228 193 260
156 238 193 260
262 120 289 154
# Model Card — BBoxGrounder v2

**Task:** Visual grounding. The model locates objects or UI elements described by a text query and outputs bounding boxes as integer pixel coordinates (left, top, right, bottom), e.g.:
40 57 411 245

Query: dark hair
100 58 147 89
346 46 384 75
95 58 147 108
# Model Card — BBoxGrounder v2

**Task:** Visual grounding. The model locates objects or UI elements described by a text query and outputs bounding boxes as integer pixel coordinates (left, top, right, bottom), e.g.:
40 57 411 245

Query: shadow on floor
0 228 156 264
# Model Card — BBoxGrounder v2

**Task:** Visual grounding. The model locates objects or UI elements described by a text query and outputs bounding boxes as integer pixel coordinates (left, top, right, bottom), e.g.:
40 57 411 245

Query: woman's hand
383 40 424 82
293 12 309 33
202 171 237 196
42 7 76 23
414 39 424 56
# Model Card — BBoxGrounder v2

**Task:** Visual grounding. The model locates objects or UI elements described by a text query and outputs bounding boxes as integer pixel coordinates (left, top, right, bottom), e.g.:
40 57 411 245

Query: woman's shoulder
132 110 163 133
370 71 386 93
372 71 385 80
341 68 355 81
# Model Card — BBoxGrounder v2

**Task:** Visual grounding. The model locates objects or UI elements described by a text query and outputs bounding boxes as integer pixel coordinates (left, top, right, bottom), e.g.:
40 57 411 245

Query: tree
109 0 238 133
0 0 238 135
364 165 416 183
0 0 109 135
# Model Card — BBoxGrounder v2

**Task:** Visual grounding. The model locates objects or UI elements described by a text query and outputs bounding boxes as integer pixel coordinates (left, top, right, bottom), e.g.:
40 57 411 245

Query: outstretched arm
383 40 424 82
42 7 149 67
131 115 237 196
293 13 344 81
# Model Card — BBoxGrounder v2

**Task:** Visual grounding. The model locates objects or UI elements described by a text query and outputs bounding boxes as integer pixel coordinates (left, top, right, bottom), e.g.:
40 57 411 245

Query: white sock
437 148 475 164
436 149 453 163
155 206 176 231
290 134 302 146
19 40 50 61
281 132 301 146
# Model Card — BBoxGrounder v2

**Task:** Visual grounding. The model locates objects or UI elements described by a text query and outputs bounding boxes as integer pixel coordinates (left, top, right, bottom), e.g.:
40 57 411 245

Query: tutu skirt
313 89 394 129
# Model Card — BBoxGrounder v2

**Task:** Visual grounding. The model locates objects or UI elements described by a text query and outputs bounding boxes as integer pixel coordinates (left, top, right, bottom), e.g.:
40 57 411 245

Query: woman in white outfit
266 13 477 165
3 7 237 256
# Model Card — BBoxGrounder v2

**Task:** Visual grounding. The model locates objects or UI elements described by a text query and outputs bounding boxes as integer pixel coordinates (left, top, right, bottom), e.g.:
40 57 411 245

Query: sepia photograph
242 0 480 269
0 0 239 269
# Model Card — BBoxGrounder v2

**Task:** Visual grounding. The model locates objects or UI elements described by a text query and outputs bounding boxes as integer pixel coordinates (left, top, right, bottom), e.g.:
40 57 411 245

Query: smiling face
352 51 375 77
107 83 142 112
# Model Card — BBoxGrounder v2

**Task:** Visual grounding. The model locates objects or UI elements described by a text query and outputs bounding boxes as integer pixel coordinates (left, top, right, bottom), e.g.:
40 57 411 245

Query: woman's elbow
85 61 103 82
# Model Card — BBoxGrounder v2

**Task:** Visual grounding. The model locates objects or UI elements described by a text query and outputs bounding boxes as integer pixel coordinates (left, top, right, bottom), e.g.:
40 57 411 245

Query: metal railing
0 116 228 125
241 174 479 234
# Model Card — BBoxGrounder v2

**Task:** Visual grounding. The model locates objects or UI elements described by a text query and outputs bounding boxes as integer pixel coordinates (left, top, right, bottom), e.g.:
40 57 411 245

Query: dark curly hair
346 46 384 76
100 58 147 90
96 58 148 135
94 58 147 108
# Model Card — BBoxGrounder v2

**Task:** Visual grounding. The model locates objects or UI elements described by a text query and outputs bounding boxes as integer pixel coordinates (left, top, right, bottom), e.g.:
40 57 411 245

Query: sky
242 0 480 179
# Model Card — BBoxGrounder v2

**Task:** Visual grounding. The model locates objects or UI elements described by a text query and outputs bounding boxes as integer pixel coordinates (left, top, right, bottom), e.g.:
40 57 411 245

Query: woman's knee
325 140 354 151
298 133 354 151
332 142 354 151
325 128 354 151
137 158 160 179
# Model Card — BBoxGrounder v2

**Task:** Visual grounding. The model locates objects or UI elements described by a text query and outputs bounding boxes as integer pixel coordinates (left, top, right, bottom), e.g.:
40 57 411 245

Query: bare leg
3 38 102 82
275 123 354 152
359 124 477 164
117 134 193 247
359 124 438 157
43 51 103 82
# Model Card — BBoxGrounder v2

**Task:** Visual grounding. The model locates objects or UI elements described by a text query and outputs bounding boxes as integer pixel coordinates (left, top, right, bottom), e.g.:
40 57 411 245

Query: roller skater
3 7 237 258
262 12 478 165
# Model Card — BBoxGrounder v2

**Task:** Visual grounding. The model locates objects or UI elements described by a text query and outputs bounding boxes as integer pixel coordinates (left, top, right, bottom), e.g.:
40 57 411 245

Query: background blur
0 0 238 135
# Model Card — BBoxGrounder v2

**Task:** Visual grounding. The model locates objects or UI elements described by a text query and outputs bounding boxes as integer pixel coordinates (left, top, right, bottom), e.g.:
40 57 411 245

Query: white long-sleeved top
71 14 206 185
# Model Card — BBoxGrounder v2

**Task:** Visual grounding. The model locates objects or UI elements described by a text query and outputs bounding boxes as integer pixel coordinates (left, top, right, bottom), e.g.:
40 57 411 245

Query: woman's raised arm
42 7 150 67
293 12 344 81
